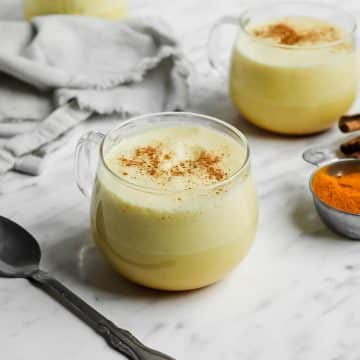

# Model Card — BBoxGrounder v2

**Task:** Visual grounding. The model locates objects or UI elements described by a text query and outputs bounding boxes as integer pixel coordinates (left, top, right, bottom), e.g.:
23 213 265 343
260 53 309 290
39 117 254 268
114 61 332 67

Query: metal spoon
0 215 175 360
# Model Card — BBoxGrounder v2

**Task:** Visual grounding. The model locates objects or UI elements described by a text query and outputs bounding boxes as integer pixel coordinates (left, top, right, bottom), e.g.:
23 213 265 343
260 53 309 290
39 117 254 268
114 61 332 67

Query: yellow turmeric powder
312 167 360 214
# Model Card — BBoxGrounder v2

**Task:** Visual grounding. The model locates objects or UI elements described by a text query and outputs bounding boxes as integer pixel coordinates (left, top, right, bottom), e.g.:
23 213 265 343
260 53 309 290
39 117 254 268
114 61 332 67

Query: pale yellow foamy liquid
91 126 258 290
230 16 357 135
24 0 128 20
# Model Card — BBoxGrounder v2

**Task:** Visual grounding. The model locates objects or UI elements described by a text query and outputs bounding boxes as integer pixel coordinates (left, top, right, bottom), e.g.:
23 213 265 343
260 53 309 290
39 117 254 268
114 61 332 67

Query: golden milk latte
230 16 357 134
91 122 258 290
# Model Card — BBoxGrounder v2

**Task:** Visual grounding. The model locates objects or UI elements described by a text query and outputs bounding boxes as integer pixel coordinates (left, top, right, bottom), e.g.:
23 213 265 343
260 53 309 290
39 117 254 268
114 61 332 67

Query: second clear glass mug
75 112 258 291
208 2 358 135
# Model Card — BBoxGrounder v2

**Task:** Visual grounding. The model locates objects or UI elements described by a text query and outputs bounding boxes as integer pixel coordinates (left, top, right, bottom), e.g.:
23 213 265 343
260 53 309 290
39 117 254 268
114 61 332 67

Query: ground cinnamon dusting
117 143 227 183
252 21 340 45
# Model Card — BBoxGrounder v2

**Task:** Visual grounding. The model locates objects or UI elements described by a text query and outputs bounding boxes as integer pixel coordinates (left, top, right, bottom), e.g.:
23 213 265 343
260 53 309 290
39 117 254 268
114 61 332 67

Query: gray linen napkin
0 15 189 193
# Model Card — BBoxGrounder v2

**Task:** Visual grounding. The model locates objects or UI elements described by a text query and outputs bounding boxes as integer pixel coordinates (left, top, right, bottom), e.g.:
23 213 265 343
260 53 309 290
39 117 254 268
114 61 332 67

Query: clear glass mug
208 2 358 135
75 112 258 291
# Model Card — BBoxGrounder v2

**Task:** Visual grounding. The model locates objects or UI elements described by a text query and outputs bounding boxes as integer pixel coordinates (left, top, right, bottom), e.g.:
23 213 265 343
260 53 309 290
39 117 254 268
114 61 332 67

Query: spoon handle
30 270 175 360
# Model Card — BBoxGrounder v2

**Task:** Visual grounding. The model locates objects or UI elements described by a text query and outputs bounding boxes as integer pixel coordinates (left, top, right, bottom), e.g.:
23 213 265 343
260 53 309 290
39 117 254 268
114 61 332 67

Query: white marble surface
1 0 360 359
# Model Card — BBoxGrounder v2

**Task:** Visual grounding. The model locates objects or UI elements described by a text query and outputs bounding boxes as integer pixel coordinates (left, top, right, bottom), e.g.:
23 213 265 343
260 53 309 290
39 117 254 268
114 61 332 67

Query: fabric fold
0 15 189 193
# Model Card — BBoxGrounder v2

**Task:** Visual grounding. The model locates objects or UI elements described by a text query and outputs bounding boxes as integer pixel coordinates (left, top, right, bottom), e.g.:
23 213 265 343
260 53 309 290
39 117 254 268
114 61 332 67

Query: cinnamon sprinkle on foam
252 20 342 46
117 144 227 183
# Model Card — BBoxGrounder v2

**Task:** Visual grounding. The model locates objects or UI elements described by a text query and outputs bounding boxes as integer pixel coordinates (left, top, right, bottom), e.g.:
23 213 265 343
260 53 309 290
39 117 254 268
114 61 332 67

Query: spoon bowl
0 216 40 277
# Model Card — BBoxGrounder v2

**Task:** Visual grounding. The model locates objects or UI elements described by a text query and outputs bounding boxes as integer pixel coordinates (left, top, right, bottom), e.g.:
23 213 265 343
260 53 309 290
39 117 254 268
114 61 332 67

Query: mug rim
239 1 357 50
99 112 251 194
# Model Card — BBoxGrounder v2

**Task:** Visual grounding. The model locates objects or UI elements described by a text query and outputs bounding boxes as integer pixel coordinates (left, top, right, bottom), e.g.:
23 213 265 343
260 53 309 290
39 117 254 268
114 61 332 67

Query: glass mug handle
74 131 105 198
302 147 338 167
207 15 240 77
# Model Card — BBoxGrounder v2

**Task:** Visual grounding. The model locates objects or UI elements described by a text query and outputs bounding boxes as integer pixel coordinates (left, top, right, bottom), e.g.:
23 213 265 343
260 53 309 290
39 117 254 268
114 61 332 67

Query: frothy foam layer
104 126 246 191
249 16 345 46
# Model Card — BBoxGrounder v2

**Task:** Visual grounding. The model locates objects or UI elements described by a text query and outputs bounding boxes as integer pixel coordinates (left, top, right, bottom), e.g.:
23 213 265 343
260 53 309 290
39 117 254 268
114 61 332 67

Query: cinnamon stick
340 135 360 154
339 114 360 133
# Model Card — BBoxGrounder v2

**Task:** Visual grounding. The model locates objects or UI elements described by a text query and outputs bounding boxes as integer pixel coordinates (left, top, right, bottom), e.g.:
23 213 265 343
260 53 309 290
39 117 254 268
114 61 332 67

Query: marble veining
1 0 360 359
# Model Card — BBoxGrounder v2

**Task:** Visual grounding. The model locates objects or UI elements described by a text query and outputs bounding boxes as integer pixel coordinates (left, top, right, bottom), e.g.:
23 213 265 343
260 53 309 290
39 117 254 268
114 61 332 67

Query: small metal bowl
303 148 360 240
